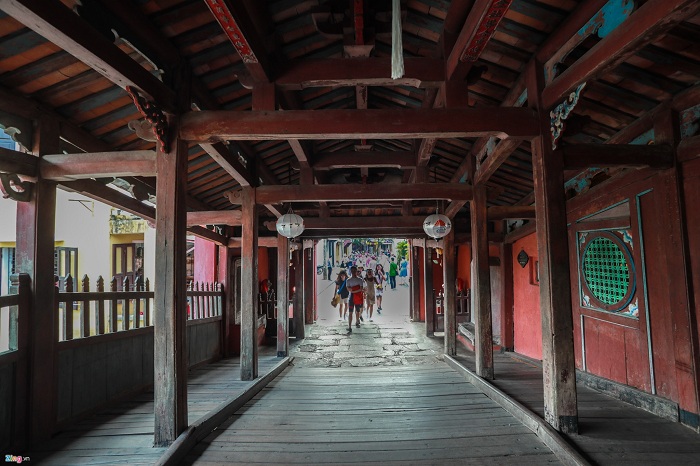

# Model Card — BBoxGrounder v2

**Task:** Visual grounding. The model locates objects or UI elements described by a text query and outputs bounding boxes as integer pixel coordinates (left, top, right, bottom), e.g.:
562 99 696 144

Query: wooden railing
56 274 224 341
0 274 30 451
188 281 223 320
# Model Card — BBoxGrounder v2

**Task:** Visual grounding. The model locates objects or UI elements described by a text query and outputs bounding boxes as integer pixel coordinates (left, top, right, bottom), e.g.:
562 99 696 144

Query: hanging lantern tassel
391 0 404 79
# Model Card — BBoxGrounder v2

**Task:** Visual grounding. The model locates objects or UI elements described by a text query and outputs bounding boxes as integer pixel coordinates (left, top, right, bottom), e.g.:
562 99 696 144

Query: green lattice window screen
583 237 630 305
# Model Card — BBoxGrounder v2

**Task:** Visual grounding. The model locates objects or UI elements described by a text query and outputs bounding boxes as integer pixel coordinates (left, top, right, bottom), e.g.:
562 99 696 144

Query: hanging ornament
517 249 529 268
423 208 452 239
391 0 404 79
276 208 305 239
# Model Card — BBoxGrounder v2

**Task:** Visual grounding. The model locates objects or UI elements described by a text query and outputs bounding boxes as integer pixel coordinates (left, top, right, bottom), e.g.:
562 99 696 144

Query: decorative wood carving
460 0 513 63
204 0 258 64
550 83 586 150
0 173 33 202
127 119 157 142
126 86 168 152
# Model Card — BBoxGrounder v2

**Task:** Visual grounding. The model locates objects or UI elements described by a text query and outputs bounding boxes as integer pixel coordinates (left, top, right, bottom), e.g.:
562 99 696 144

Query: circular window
581 232 635 312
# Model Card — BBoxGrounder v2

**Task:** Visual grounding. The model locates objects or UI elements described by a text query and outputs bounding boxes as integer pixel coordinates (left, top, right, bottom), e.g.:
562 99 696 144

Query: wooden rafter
0 0 176 111
542 0 700 110
203 0 271 83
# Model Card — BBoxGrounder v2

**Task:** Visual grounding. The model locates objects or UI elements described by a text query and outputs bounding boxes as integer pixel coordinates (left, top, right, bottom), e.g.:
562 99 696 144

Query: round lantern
423 213 452 239
276 211 305 238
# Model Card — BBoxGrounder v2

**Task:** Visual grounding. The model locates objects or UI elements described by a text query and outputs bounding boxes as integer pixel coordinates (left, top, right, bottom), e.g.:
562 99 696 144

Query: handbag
331 293 340 308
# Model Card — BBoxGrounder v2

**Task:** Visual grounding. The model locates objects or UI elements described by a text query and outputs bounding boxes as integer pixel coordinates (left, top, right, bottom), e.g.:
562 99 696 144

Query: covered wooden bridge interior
1 0 700 461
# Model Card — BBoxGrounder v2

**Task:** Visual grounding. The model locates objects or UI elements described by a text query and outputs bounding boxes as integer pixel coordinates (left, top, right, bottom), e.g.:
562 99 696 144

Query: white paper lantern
423 213 452 239
276 212 305 238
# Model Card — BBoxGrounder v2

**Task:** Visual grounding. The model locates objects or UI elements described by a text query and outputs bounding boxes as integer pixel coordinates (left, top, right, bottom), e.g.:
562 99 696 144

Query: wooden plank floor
181 363 560 465
453 351 700 465
28 351 281 465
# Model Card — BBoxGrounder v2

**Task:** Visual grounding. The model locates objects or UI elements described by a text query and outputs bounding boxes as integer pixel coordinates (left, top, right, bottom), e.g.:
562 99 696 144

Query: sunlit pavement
289 270 444 368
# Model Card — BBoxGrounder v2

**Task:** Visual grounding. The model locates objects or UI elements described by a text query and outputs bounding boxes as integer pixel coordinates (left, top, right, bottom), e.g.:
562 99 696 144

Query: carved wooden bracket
224 189 243 204
0 173 33 202
126 86 169 152
550 82 587 150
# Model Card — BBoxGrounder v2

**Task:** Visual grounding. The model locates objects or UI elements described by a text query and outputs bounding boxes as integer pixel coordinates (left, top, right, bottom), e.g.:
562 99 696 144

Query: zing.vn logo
5 455 30 464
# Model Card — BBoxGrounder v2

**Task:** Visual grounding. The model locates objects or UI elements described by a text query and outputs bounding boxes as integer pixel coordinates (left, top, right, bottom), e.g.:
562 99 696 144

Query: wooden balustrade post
144 278 151 326
109 277 118 333
96 276 105 335
134 275 142 329
64 275 74 341
80 275 90 338
122 276 131 331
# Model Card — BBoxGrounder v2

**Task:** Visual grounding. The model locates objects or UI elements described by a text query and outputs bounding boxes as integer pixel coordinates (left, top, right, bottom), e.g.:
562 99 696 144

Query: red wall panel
512 233 542 359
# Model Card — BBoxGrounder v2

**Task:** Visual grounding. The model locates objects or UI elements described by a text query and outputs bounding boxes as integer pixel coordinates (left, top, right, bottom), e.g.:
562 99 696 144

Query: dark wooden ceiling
0 0 699 237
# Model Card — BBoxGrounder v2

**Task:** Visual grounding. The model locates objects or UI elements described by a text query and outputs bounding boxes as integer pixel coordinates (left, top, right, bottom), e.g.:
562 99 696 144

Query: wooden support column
240 187 259 380
276 235 289 357
443 229 457 356
528 61 578 433
424 246 434 337
411 245 421 321
15 116 58 445
154 115 189 446
303 240 315 324
500 242 515 351
471 185 494 379
293 249 305 339
219 245 233 358
654 109 700 418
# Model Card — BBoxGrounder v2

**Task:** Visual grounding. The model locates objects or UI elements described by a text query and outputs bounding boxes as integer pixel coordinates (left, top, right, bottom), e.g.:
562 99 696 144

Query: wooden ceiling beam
560 144 674 170
40 150 156 181
275 58 445 89
255 183 473 204
186 210 242 227
203 0 271 83
200 142 256 187
61 179 155 221
186 226 229 246
542 0 700 110
228 236 278 248
473 138 523 185
0 0 176 111
488 205 537 220
313 151 416 170
0 146 38 177
180 108 539 142
296 216 425 230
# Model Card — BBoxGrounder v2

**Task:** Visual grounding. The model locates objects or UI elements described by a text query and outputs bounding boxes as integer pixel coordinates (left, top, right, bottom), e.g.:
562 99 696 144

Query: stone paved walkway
291 273 445 368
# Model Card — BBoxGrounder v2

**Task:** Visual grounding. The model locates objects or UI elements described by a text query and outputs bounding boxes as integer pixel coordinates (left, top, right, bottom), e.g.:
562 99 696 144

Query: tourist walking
346 266 365 333
364 269 377 321
389 257 398 290
334 270 349 321
326 257 333 280
399 257 408 286
374 264 385 314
